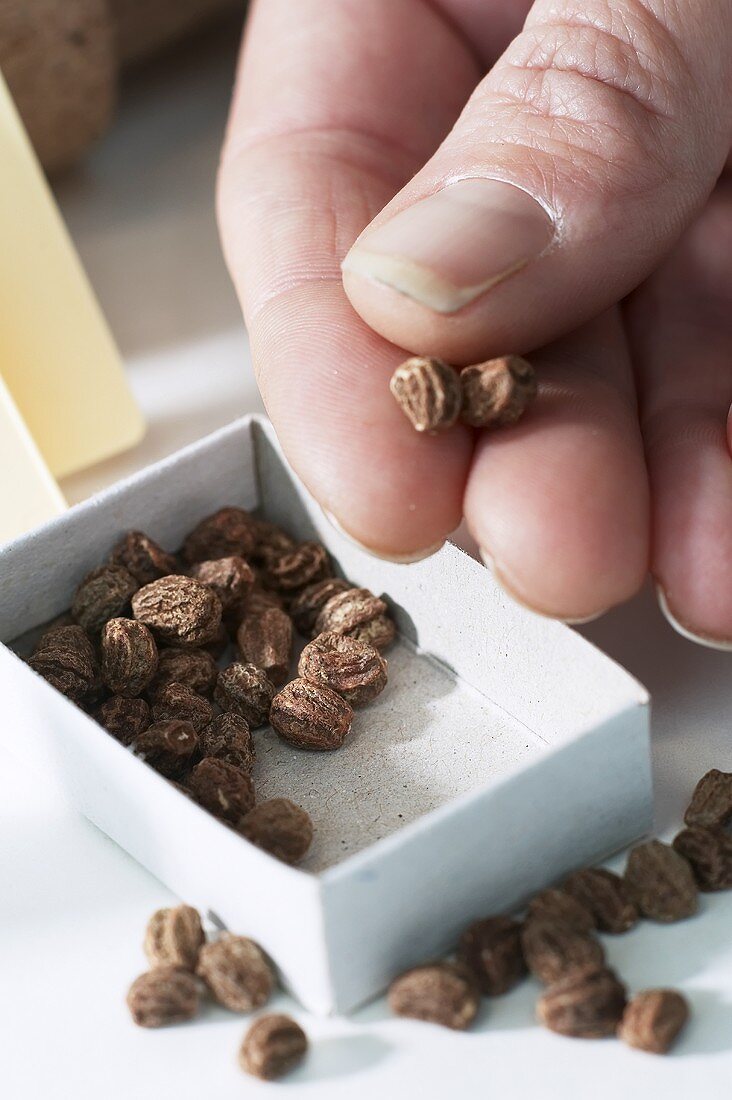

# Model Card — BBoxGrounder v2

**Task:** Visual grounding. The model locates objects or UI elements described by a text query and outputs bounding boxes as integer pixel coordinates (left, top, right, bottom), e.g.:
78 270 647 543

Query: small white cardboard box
0 416 652 1015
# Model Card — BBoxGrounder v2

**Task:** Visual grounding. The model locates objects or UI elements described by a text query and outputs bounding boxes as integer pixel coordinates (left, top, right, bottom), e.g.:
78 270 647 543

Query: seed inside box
14 582 544 875
8 484 544 874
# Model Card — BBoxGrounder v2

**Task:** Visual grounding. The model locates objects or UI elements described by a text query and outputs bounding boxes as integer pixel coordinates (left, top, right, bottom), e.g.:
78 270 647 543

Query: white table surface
2 23 731 1098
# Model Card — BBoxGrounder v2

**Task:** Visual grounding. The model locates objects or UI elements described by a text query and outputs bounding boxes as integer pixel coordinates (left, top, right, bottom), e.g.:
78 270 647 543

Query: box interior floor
255 639 543 873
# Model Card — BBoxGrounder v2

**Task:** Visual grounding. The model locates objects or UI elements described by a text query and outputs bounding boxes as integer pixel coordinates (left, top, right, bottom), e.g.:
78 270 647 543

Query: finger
218 0 479 557
630 178 732 648
464 309 649 621
436 0 531 65
343 0 732 364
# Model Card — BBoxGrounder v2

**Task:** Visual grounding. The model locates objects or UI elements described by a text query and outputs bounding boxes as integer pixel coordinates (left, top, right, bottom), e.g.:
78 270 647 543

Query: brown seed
263 540 331 593
314 587 396 651
239 1013 308 1080
289 578 353 637
131 575 222 647
127 966 198 1028
537 965 627 1039
132 719 198 779
101 617 158 696
249 517 297 563
457 916 526 996
390 356 462 433
618 989 689 1054
32 621 90 654
460 355 537 428
110 530 179 585
238 799 313 865
190 556 255 619
236 606 293 685
188 758 255 822
181 506 258 564
624 840 698 922
521 919 605 986
144 905 205 971
298 632 387 707
28 624 98 703
201 621 230 660
97 695 150 744
72 565 139 634
388 962 479 1030
673 825 732 891
563 868 639 934
152 681 215 733
199 713 255 773
526 889 595 934
84 680 111 713
245 587 286 616
270 678 353 751
35 612 76 643
196 935 274 1012
214 662 276 728
151 646 219 698
684 768 732 829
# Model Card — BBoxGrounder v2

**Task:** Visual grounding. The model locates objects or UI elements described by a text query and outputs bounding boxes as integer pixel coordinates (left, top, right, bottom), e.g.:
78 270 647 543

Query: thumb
342 0 732 363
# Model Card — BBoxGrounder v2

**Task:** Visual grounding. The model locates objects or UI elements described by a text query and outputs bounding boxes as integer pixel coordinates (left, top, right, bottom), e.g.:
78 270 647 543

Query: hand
218 0 732 646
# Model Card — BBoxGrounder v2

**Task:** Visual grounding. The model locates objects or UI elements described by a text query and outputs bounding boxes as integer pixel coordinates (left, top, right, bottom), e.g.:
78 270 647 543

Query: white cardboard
0 417 652 1014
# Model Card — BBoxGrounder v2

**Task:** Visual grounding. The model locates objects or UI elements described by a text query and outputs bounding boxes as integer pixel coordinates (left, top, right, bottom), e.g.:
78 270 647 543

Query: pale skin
217 0 732 647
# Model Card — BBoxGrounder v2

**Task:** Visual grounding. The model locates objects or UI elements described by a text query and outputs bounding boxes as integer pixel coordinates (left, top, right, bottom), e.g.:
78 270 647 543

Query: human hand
218 0 732 645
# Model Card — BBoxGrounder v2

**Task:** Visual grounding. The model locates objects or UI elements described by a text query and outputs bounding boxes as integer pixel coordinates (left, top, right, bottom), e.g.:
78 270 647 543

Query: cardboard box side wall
0 644 337 1013
0 419 259 640
321 705 651 1012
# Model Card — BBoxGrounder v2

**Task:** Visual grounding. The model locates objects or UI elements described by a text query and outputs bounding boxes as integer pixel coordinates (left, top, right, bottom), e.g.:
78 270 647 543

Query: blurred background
1 0 261 505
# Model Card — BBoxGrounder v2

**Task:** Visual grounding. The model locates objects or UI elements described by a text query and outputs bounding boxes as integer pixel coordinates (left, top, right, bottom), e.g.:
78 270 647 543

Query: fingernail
342 179 554 314
480 545 606 625
322 509 444 564
656 583 732 651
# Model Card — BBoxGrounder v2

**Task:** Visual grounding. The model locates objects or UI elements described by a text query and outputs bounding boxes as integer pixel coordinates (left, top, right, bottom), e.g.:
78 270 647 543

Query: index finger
217 0 479 558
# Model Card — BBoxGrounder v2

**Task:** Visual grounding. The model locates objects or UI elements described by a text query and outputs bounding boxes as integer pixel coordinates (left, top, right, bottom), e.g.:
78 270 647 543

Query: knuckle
481 2 690 199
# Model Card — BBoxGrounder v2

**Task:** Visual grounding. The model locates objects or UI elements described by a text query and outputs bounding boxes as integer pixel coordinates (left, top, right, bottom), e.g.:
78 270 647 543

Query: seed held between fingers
460 355 536 428
389 356 462 432
390 353 536 434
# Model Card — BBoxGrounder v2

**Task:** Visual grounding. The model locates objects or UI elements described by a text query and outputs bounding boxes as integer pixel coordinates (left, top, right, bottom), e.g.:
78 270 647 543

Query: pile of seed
27 507 396 865
389 767 732 1054
127 903 307 1080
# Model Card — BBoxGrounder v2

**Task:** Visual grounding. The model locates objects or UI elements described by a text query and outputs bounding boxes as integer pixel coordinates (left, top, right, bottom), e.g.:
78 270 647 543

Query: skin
217 0 732 645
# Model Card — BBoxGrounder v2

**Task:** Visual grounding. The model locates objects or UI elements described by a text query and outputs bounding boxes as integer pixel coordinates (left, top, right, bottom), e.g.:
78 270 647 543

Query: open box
0 416 652 1015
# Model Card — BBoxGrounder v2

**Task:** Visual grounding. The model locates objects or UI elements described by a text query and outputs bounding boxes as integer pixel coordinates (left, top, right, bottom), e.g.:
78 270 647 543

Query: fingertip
321 508 446 564
463 316 650 624
656 583 732 651
464 419 648 623
253 282 473 560
479 545 611 624
467 533 646 633
341 178 555 362
645 414 732 653
342 263 539 366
